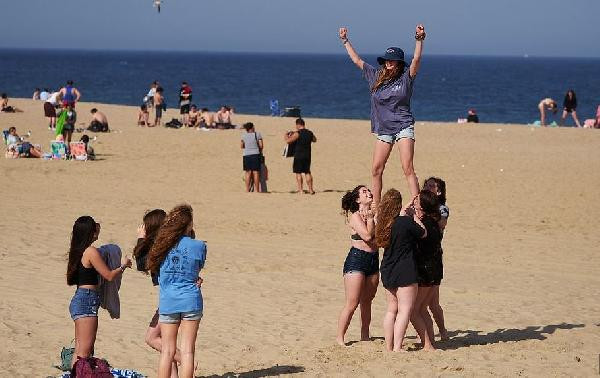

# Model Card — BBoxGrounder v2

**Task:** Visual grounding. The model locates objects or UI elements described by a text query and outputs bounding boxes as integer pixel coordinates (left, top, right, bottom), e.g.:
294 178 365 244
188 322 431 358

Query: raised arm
409 24 426 79
339 27 364 70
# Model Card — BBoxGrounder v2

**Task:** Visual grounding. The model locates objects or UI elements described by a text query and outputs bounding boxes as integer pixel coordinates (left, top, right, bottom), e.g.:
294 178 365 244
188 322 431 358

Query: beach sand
1 98 599 377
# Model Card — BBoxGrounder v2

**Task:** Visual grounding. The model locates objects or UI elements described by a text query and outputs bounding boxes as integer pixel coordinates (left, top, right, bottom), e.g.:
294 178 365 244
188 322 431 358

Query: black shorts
564 107 575 113
180 104 190 114
293 157 311 173
155 106 163 118
243 154 261 171
343 248 379 276
44 102 56 117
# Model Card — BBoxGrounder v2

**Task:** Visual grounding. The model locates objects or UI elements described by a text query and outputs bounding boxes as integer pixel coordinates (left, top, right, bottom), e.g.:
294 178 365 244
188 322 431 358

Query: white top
40 91 50 101
47 92 60 105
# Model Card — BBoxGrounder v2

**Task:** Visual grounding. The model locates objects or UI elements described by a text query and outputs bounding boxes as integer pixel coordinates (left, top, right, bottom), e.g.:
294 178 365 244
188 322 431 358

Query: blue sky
1 0 599 57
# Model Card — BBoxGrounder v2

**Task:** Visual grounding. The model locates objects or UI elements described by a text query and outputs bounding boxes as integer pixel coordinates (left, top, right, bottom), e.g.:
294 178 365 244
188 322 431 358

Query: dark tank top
78 261 99 285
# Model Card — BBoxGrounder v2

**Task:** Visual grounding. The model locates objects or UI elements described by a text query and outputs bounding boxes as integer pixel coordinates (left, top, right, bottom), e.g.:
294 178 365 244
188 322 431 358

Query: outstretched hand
339 27 348 40
415 24 426 39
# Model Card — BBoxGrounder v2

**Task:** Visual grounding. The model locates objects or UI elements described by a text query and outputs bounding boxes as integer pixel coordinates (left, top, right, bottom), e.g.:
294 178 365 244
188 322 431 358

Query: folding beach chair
69 142 88 161
51 141 67 159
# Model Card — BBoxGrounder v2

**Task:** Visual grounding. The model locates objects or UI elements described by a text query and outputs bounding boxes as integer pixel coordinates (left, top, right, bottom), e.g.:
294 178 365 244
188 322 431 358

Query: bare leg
428 285 448 340
336 273 365 346
420 289 436 347
145 311 180 378
305 173 315 194
371 140 393 208
73 316 98 368
393 284 418 351
244 171 252 192
158 322 179 378
571 110 582 128
296 173 304 194
359 273 379 340
397 138 419 198
29 147 42 158
178 319 200 378
252 171 260 193
560 110 567 126
383 288 398 352
410 286 435 350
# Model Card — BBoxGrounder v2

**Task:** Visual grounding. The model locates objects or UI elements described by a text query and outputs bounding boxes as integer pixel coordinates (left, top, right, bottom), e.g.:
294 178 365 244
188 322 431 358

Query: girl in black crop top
66 216 132 368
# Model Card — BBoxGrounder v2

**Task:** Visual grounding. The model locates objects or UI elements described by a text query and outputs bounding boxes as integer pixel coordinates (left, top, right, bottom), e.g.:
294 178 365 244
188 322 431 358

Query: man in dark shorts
284 118 317 194
179 81 192 126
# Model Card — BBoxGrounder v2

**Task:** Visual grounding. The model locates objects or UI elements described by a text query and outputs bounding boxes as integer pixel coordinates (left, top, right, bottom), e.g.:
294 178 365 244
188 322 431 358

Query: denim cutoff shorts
159 310 203 324
376 124 415 144
69 288 100 320
343 247 379 276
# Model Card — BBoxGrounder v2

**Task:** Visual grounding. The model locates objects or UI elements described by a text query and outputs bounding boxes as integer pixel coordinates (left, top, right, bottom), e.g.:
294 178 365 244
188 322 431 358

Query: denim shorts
343 247 379 276
376 125 415 144
69 288 100 320
159 310 203 324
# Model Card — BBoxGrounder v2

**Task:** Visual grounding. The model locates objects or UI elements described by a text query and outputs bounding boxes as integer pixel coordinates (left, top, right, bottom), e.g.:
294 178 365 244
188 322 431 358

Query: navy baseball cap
377 47 407 66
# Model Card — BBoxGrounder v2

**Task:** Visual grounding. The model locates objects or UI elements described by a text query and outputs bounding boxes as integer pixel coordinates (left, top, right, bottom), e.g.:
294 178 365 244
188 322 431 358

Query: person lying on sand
1 93 23 113
5 126 41 158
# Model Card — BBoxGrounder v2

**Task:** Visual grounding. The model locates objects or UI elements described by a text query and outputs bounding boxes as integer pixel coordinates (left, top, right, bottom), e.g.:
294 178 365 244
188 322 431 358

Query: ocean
1 49 599 125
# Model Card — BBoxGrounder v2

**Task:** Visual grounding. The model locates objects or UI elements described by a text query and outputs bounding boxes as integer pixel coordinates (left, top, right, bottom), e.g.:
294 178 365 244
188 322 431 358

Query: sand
1 98 599 377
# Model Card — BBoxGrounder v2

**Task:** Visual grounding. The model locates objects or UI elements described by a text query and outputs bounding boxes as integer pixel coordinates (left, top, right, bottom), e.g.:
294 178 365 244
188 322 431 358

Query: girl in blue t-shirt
147 204 206 378
339 24 427 208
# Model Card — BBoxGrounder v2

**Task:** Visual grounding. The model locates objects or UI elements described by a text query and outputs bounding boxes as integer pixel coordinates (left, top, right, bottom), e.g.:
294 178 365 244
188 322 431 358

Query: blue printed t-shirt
363 62 415 135
159 236 207 314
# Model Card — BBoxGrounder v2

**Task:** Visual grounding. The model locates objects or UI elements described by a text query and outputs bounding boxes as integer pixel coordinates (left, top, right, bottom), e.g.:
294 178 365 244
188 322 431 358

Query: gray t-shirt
363 62 415 135
241 131 262 156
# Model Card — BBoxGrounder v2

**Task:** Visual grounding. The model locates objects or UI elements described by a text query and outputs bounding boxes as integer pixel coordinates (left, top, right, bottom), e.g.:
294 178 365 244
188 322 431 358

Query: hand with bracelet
120 255 133 272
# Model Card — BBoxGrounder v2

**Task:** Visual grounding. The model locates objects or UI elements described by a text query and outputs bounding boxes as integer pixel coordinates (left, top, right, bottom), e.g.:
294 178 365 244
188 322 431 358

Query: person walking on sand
336 185 379 346
339 24 426 207
241 122 264 193
147 205 206 378
284 118 316 194
60 80 81 108
153 87 165 126
376 189 427 352
66 216 132 367
538 98 557 126
560 90 582 128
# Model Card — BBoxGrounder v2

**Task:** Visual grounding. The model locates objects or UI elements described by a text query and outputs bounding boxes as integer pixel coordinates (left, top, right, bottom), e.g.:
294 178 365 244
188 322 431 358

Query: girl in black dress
411 190 442 350
375 189 426 352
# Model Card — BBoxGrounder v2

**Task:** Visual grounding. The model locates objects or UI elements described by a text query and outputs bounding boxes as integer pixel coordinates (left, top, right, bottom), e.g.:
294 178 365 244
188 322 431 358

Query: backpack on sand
71 356 112 378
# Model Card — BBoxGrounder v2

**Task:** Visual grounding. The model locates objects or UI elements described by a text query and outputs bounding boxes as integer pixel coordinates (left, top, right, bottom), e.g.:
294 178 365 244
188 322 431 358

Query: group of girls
337 177 449 351
66 204 206 378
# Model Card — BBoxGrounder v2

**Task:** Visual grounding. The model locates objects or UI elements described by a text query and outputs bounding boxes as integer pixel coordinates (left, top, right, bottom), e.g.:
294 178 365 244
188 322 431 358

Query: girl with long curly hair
339 24 426 208
336 185 378 346
66 216 132 367
147 204 207 378
376 189 426 352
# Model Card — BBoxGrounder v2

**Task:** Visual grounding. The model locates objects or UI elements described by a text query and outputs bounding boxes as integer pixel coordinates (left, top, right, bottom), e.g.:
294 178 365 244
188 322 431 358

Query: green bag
56 340 74 371
55 110 67 136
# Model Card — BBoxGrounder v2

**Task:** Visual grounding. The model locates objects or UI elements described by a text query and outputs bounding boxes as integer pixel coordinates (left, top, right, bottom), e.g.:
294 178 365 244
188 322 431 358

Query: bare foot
336 337 347 347
392 347 408 353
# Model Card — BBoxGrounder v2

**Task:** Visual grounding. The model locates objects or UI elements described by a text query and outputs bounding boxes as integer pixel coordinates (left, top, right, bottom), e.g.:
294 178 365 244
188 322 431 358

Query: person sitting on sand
1 93 23 113
376 189 427 352
88 108 109 132
560 89 582 128
147 204 206 378
199 108 215 128
66 216 132 367
133 209 186 378
467 109 479 123
32 88 41 100
215 105 233 129
188 105 200 128
284 118 317 195
336 185 378 346
154 87 165 126
80 135 96 160
5 127 42 158
138 104 151 126
538 98 557 126
423 177 449 341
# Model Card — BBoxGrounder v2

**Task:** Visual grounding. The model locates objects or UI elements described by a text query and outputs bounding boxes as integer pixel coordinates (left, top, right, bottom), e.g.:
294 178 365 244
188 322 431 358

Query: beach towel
61 369 145 378
56 111 68 136
98 244 122 319
69 142 88 161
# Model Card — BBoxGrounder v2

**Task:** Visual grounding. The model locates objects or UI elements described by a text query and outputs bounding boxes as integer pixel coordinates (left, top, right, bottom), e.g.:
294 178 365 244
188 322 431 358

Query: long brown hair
147 204 193 273
371 63 404 93
375 189 403 248
67 216 98 285
133 209 166 271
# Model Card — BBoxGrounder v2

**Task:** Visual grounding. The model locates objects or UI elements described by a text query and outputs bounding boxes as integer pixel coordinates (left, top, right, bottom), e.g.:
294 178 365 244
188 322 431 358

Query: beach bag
283 141 296 158
56 341 75 371
71 356 112 378
165 118 182 128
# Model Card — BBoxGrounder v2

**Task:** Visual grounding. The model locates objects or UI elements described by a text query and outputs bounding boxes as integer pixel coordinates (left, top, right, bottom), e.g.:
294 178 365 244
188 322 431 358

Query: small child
80 135 96 160
138 104 150 126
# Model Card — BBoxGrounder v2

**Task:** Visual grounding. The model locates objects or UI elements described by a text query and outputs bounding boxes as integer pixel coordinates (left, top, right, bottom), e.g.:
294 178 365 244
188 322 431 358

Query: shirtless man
153 87 165 126
200 108 215 128
538 98 557 126
215 105 233 129
90 108 109 132
188 105 200 128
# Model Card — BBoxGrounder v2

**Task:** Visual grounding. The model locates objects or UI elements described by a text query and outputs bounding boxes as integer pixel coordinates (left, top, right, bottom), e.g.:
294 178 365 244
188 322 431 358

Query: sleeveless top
64 86 75 103
77 261 99 285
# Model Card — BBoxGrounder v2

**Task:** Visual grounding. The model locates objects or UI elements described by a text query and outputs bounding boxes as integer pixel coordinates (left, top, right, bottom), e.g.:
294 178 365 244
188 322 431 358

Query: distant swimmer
339 24 426 207
538 98 557 127
560 89 582 128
